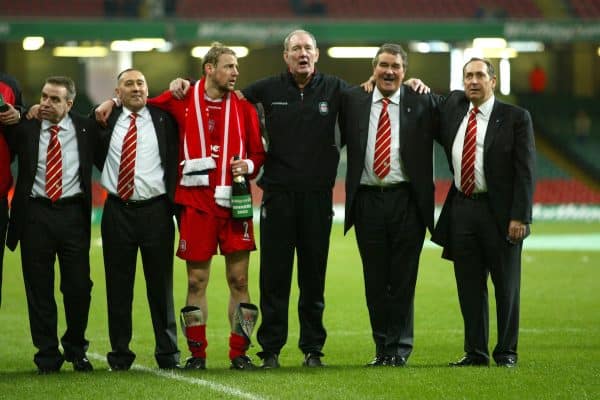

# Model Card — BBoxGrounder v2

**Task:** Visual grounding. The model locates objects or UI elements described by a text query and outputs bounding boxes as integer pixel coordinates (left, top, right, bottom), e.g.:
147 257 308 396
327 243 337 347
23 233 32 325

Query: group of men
0 28 535 374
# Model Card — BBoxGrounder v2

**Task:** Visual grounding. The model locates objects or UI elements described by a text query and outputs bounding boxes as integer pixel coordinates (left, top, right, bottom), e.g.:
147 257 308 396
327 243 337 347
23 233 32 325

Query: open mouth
299 59 309 67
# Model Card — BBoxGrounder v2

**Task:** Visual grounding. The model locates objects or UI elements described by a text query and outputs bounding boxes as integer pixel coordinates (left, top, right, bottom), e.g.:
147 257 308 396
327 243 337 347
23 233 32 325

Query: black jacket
242 71 348 191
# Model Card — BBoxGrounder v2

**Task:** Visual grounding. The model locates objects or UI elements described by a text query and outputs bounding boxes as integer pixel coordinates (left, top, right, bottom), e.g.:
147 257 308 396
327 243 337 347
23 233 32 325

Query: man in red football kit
0 73 24 307
98 44 265 370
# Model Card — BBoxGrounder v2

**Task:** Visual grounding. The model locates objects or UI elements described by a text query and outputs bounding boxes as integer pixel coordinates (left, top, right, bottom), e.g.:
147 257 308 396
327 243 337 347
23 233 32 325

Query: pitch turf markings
87 353 266 400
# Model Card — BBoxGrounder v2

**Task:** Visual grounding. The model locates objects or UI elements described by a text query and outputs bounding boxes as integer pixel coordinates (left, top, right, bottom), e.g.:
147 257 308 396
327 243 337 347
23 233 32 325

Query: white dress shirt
360 87 408 186
451 96 495 193
32 116 82 198
101 106 166 200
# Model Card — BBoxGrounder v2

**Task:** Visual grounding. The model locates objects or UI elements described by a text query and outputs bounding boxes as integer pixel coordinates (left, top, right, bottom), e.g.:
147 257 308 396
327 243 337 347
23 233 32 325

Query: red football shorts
176 206 256 262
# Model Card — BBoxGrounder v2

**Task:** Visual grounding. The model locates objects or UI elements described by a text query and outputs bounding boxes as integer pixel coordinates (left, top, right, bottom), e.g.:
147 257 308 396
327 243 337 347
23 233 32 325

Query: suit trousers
101 195 179 368
257 190 332 355
354 185 425 359
20 198 92 370
450 193 522 361
0 197 7 307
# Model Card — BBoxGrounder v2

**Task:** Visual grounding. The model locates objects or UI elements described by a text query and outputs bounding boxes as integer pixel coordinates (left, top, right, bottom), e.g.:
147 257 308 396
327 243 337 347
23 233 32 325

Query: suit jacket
340 85 440 234
96 105 179 209
6 112 98 251
431 91 536 259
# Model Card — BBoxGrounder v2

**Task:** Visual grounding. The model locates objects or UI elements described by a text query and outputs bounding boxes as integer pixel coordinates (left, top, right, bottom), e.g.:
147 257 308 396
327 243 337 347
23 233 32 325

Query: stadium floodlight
190 46 249 58
23 36 44 51
110 38 167 51
408 41 450 53
327 47 378 58
597 47 600 56
472 38 507 49
508 41 544 52
53 46 108 57
499 58 511 95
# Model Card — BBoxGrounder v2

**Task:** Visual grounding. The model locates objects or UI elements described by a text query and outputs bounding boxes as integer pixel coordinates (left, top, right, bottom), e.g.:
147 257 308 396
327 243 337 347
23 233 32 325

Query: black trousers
450 193 522 362
101 195 179 368
354 185 425 359
257 190 332 355
20 198 92 370
0 197 7 307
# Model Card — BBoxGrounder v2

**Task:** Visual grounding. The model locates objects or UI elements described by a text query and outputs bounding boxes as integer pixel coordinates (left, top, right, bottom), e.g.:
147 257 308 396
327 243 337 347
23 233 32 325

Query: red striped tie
373 97 391 179
45 125 62 202
460 107 479 196
117 113 138 200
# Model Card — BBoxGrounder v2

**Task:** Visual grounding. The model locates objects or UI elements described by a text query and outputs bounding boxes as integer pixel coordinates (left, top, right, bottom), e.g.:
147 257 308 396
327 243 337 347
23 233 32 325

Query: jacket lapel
28 120 42 178
484 99 502 154
358 92 373 158
148 106 167 168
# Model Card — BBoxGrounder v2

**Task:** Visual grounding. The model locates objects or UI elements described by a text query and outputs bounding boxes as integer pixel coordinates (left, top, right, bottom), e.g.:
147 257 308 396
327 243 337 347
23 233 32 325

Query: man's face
463 60 496 106
116 70 148 112
283 32 319 77
206 53 239 93
39 83 72 124
373 52 405 97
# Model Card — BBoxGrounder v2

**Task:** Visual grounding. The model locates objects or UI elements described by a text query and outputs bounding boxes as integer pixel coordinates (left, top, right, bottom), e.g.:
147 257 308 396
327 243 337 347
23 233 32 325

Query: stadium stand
519 94 600 185
0 0 104 17
0 0 544 19
568 0 600 19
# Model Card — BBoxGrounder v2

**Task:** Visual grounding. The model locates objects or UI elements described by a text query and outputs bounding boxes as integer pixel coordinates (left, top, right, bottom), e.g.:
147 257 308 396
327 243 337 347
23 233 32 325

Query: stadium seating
569 0 600 19
0 0 543 19
0 0 104 17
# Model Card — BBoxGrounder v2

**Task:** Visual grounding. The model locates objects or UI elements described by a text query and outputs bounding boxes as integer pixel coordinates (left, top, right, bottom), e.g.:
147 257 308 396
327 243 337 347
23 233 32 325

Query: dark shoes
366 355 406 367
303 352 324 368
496 356 517 368
71 356 94 372
449 355 490 367
230 355 257 370
259 352 280 369
184 357 206 370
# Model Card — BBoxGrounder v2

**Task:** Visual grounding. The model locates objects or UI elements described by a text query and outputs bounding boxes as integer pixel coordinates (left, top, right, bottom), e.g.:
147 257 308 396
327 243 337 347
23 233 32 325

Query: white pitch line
88 353 266 400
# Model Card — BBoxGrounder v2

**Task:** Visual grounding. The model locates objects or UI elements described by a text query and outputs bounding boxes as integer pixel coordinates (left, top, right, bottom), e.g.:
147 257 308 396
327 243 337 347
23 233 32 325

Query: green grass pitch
0 221 598 399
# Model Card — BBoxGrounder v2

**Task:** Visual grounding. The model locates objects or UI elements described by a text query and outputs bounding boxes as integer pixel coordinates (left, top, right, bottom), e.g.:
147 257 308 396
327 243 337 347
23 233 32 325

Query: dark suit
6 112 96 371
340 85 439 360
96 105 180 369
432 92 535 363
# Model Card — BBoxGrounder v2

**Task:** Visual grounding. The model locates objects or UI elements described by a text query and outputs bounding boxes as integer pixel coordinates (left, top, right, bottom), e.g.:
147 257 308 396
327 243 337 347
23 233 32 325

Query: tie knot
470 107 479 116
49 125 60 136
130 112 138 121
381 97 390 106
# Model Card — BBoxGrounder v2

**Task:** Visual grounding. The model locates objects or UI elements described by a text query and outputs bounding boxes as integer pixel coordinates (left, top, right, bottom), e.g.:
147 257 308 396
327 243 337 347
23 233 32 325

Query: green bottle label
231 194 253 219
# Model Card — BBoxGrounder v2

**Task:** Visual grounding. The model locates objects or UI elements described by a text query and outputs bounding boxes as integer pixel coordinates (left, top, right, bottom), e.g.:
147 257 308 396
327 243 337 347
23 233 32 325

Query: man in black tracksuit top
241 30 348 368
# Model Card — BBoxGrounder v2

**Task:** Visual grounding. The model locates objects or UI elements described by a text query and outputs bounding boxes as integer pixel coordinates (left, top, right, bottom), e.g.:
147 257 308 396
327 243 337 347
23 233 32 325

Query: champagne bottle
0 93 8 112
231 155 253 219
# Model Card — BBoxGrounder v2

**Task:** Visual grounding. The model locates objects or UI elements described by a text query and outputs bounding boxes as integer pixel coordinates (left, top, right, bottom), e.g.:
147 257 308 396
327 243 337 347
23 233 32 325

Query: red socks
185 325 207 359
229 332 250 360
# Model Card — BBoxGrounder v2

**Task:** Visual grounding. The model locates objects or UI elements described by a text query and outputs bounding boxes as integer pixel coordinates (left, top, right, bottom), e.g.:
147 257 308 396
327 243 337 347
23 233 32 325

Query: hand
230 158 247 177
169 78 190 100
95 99 116 127
404 78 430 94
25 104 41 120
0 104 21 125
507 220 528 243
360 76 375 93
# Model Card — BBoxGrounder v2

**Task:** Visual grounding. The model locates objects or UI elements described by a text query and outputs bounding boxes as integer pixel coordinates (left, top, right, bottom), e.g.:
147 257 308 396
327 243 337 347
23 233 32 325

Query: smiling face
283 31 319 80
116 69 148 112
373 51 405 97
463 59 496 107
39 83 73 124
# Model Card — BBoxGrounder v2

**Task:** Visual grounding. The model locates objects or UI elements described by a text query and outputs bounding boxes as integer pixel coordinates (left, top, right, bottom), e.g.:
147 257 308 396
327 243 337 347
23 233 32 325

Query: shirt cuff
244 159 254 175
